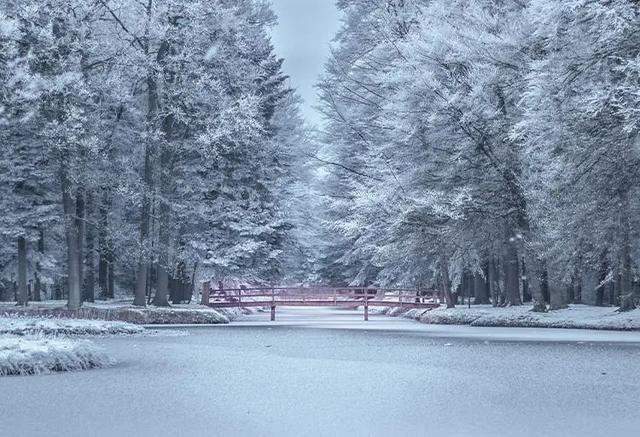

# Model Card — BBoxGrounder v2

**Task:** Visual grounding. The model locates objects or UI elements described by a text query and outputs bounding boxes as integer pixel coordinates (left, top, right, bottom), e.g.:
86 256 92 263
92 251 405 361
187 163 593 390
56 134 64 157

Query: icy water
2 307 640 437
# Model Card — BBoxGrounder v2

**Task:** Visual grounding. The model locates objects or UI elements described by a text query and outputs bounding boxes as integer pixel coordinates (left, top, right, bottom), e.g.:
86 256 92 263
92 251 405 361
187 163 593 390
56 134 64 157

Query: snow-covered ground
376 304 640 331
0 300 233 325
0 309 145 377
0 336 113 376
0 315 143 336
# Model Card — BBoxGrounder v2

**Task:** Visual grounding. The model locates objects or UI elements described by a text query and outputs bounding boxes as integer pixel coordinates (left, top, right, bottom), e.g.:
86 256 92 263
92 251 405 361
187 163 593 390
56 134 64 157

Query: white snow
0 336 113 376
0 315 144 336
0 315 141 376
0 300 231 325
408 304 640 331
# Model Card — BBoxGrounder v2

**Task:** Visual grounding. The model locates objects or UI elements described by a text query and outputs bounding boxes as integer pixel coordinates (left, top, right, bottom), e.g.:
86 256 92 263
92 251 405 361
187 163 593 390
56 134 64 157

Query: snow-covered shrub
0 337 114 376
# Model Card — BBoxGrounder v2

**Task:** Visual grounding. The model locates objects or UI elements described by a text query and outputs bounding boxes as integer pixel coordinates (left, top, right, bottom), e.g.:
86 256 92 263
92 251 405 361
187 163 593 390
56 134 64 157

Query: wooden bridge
201 285 440 321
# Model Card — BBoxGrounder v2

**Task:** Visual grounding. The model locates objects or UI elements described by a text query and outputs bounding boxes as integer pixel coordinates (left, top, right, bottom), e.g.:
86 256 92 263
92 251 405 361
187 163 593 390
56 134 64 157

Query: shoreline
376 304 640 332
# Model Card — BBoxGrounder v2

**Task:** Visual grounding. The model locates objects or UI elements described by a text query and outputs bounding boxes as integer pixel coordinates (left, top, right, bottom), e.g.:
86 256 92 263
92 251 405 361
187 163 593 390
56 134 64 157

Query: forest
2 0 640 313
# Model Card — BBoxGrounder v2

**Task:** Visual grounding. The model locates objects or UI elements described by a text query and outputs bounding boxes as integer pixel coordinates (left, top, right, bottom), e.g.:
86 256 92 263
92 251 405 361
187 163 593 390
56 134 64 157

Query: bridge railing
201 285 441 320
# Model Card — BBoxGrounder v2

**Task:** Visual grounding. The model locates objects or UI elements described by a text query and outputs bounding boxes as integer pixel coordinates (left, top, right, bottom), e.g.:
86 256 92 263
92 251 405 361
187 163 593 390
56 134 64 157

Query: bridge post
270 305 276 321
364 289 369 321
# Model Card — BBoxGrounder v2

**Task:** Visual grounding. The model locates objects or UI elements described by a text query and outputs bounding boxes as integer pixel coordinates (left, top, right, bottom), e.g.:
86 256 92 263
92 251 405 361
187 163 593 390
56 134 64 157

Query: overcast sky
269 0 341 127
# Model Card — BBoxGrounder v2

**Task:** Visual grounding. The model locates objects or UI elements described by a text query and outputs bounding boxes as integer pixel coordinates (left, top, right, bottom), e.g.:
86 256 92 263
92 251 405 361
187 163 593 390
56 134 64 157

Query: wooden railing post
201 281 210 306
364 289 369 321
271 288 276 321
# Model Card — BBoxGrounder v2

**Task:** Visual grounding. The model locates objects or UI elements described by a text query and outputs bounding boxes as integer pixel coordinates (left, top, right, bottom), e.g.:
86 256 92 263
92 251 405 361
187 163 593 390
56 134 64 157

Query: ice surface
2 307 639 437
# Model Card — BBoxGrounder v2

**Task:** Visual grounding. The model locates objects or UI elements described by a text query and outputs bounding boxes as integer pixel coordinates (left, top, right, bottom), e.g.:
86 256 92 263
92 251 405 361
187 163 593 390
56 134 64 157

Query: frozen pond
2 307 640 437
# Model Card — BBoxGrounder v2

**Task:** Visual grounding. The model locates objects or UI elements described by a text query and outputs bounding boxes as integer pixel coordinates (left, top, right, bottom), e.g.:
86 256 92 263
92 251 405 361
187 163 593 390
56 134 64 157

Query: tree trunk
488 256 500 306
618 292 636 312
527 256 547 312
155 264 169 307
474 271 489 304
503 240 521 306
33 272 41 302
439 255 455 308
84 192 96 302
76 187 86 300
618 181 633 310
98 189 113 299
153 141 173 307
549 278 568 310
133 141 153 307
61 167 81 310
17 237 28 306
33 227 44 302
134 72 160 307
153 156 171 307
107 259 115 299
98 252 108 298
521 256 531 302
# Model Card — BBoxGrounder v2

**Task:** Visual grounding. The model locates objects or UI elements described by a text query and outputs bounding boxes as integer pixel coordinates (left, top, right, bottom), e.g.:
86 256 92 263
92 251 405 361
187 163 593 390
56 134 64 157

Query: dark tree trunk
503 241 521 306
17 237 28 306
439 255 455 309
474 271 489 304
153 146 171 308
573 277 582 304
527 256 547 312
521 257 531 302
107 259 115 299
541 267 550 304
32 227 44 302
33 272 41 302
488 256 500 306
549 278 568 310
98 189 113 299
84 192 96 302
618 190 632 310
134 63 160 307
76 187 86 300
133 143 153 307
61 167 81 310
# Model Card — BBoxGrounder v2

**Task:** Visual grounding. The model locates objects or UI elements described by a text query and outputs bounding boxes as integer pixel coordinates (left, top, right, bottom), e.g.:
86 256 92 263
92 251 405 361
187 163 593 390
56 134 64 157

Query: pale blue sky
269 0 341 126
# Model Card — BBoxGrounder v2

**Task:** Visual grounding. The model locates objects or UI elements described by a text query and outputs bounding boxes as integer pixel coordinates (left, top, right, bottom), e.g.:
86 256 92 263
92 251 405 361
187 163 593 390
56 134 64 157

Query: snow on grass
0 315 144 336
0 336 113 376
0 301 230 325
392 304 640 331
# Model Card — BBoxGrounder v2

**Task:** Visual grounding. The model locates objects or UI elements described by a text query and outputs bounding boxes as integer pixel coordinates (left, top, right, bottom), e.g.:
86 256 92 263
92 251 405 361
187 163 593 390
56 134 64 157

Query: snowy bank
384 304 640 331
0 301 231 325
0 337 113 376
0 315 143 336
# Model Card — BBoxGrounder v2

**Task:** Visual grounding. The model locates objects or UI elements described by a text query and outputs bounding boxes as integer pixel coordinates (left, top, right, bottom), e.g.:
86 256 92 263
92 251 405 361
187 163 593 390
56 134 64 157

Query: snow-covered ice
2 307 639 437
